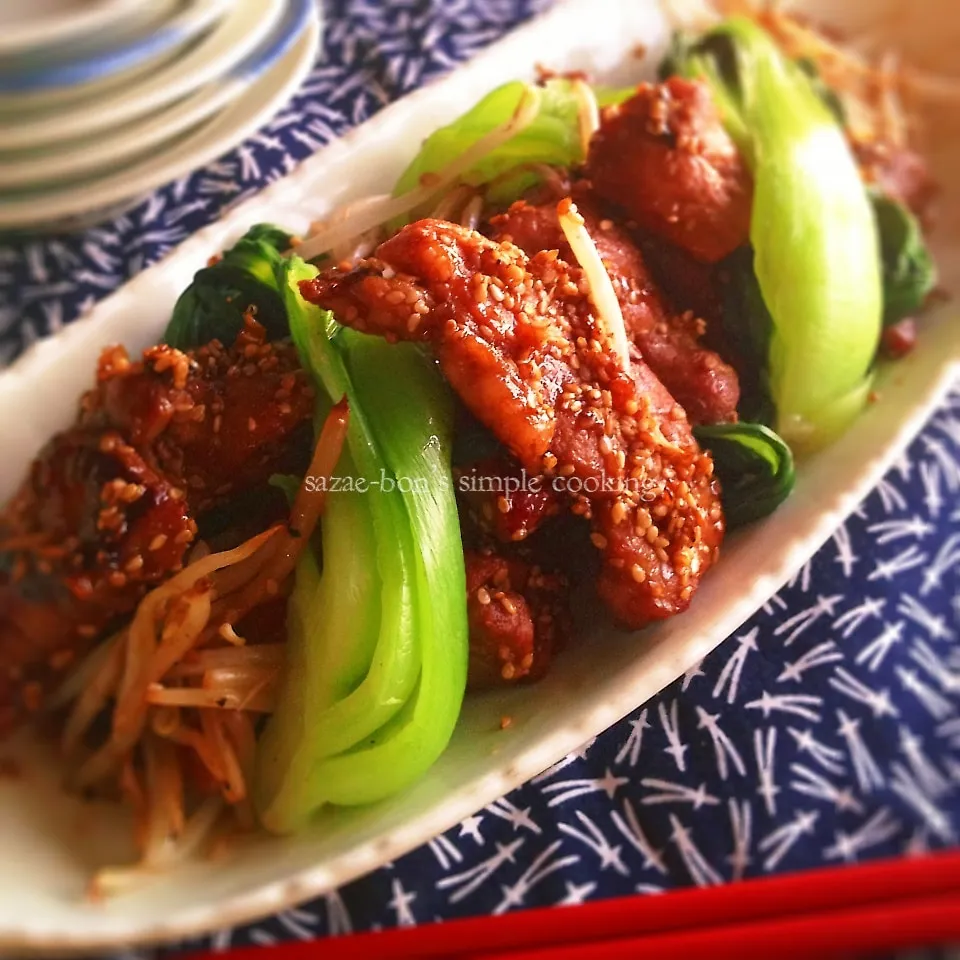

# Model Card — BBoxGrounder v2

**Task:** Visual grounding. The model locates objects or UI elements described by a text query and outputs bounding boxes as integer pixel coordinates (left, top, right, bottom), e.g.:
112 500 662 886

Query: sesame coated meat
456 455 564 543
0 318 314 736
586 77 753 264
300 217 725 630
464 548 567 687
95 318 315 511
488 192 740 425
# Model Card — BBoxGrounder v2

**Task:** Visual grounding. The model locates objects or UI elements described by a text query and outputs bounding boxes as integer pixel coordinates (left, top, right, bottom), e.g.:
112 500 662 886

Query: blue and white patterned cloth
1 2 958 955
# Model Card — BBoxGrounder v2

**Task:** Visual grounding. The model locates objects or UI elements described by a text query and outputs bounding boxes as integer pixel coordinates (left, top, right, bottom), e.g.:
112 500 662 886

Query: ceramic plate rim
0 0 319 192
0 12 321 230
0 0 232 95
0 0 958 953
0 0 143 56
1 0 287 151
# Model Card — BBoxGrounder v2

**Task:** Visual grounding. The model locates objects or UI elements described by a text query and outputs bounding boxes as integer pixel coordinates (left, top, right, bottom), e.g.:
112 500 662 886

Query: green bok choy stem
254 258 467 833
392 79 634 215
672 18 883 452
304 331 468 805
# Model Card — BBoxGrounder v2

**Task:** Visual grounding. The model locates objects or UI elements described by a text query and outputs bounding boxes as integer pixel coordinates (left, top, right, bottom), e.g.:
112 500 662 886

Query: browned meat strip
0 433 193 734
456 455 564 543
97 320 315 510
487 195 666 344
301 218 725 629
487 196 739 425
632 310 740 428
586 78 753 264
0 318 315 736
632 230 724 329
465 548 567 688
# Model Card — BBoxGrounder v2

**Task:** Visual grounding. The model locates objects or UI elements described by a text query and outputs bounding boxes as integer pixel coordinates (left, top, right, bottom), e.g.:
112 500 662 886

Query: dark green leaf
871 192 937 326
694 421 795 527
658 31 701 82
660 31 846 128
660 29 743 93
718 246 776 426
163 223 292 349
241 224 294 250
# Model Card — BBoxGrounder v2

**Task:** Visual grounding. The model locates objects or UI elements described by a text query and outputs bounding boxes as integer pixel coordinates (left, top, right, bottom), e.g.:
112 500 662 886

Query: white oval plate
1 0 286 152
0 0 957 953
0 12 320 231
0 0 318 191
0 0 143 57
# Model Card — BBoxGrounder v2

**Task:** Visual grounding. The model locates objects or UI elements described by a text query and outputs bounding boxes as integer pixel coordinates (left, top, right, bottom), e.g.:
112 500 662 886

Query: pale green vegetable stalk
255 258 468 834
392 78 634 216
676 19 883 452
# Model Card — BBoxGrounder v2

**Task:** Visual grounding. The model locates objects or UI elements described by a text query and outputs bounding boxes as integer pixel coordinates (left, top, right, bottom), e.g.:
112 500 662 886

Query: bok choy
667 19 883 452
164 224 292 349
694 423 795 528
392 78 633 213
254 258 468 833
872 193 938 326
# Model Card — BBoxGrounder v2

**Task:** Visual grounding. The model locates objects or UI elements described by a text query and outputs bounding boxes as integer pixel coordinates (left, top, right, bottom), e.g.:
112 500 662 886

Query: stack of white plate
0 0 322 232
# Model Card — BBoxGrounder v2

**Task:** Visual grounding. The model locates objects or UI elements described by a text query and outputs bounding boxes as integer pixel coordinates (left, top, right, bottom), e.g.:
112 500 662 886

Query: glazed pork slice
301 218 725 629
95 320 316 511
487 194 740 425
0 318 315 736
456 454 565 543
586 77 753 264
465 548 568 688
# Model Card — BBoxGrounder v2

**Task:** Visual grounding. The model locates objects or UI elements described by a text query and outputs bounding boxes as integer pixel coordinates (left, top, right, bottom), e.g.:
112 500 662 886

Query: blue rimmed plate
0 0 288 150
0 0 321 193
0 0 181 114
0 0 232 96
0 0 143 57
0 0 321 231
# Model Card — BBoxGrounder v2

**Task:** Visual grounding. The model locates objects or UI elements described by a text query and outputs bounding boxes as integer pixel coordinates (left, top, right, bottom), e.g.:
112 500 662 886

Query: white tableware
2 0 287 152
0 0 956 953
0 0 144 57
0 3 320 230
0 0 319 192
0 0 230 95
0 0 226 114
